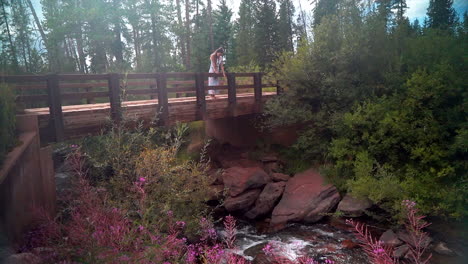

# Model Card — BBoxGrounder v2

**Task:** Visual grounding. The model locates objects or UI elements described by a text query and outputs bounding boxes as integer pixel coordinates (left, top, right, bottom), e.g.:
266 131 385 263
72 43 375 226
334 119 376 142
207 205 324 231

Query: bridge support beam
205 114 300 148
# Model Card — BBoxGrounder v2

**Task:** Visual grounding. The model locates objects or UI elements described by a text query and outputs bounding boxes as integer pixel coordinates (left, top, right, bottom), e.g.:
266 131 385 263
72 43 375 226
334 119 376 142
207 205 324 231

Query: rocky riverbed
207 144 467 264
220 221 370 264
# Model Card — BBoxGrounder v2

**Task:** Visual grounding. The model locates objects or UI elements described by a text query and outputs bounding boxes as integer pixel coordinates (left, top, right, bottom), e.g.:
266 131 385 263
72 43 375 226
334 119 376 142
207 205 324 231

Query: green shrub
0 84 16 166
77 121 212 236
328 66 468 218
133 147 212 235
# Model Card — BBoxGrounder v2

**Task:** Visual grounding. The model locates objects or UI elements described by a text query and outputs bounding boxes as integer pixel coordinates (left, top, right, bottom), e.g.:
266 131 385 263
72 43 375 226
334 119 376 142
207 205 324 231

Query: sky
31 0 468 24
219 0 468 22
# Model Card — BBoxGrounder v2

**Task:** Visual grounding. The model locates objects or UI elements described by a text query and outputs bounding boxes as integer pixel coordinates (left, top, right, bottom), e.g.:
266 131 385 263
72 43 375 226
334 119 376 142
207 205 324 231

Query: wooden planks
7 72 280 142
25 93 275 141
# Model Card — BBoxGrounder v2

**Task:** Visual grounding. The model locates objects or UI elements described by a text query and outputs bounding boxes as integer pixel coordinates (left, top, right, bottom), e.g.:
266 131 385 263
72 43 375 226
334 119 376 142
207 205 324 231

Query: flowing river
220 221 371 264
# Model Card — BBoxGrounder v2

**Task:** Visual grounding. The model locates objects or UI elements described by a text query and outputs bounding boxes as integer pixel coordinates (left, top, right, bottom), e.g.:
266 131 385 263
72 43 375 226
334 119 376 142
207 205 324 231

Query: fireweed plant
23 146 326 263
346 200 432 264
22 142 432 263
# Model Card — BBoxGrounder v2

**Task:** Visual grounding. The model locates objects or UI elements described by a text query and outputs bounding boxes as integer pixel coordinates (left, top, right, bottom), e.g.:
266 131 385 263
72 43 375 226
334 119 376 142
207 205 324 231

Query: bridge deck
23 92 275 141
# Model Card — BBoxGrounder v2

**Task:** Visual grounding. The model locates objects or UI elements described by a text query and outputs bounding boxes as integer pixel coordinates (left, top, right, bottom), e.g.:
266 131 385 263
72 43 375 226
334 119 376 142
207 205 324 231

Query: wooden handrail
2 72 278 142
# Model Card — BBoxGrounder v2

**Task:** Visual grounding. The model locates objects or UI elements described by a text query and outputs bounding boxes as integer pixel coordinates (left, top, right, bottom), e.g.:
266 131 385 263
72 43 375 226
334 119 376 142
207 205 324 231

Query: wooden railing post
108 73 122 125
276 80 283 95
195 72 206 120
156 73 168 124
253 72 262 111
227 73 236 116
46 74 65 142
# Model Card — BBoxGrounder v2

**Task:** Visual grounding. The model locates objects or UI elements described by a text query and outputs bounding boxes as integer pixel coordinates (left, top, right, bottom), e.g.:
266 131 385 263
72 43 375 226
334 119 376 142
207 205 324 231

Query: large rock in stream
270 169 341 231
222 167 270 197
246 181 286 219
224 189 262 212
337 194 372 217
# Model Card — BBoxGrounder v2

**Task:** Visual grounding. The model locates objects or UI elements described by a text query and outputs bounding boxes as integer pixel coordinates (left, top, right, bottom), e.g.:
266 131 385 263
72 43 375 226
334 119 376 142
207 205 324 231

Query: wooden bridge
2 72 282 143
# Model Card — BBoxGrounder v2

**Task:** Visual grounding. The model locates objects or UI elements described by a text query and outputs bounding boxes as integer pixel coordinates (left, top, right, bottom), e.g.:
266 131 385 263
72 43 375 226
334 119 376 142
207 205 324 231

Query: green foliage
80 123 155 184
253 0 279 68
235 0 257 66
427 0 457 30
329 67 467 218
229 60 262 73
213 0 233 51
277 0 295 52
133 147 212 235
78 121 212 236
265 0 467 219
0 84 16 166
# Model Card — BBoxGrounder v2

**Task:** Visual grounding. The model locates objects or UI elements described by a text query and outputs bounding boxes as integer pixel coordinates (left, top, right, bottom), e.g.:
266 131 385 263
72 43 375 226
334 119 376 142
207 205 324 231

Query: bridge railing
1 72 281 142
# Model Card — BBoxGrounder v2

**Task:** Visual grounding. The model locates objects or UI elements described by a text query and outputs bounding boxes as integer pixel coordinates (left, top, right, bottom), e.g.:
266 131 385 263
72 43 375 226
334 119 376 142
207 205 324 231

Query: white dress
208 55 223 95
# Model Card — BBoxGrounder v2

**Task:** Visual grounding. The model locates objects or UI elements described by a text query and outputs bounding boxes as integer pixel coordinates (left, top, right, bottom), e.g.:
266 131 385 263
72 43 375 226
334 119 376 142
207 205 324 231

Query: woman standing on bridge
208 47 226 99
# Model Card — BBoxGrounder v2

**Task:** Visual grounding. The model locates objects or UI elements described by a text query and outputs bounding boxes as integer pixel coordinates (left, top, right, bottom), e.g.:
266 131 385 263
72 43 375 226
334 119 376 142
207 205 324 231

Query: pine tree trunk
184 0 191 69
68 37 80 72
113 0 124 68
149 0 161 71
1 0 19 71
176 0 187 66
207 0 214 51
25 0 57 71
75 23 87 73
132 24 141 70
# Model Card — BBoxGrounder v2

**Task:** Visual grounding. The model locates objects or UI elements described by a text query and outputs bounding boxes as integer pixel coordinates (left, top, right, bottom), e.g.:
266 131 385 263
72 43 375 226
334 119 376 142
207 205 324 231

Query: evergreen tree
313 0 340 27
191 2 211 72
0 0 19 73
427 0 457 29
235 0 256 66
213 0 233 52
277 0 295 52
392 0 408 24
253 0 279 68
11 0 34 73
411 18 422 36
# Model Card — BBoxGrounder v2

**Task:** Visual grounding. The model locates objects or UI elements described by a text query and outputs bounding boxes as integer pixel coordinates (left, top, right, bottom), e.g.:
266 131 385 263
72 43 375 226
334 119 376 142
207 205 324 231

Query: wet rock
337 194 372 217
244 242 269 259
222 167 270 197
52 145 71 169
393 244 410 258
433 242 455 256
246 182 286 219
270 169 341 231
252 252 270 264
260 155 278 163
219 157 262 169
55 172 72 194
271 173 290 182
380 230 403 247
341 239 359 249
224 189 262 212
397 230 432 248
5 253 41 264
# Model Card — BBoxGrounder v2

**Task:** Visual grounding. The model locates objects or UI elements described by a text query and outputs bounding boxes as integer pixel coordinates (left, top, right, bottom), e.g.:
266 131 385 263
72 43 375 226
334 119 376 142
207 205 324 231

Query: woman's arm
210 53 218 73
220 56 226 78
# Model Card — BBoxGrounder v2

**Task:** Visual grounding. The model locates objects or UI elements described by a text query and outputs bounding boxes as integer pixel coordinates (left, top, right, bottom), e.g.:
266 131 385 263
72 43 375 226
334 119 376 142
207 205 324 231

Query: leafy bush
263 4 467 219
76 121 211 236
328 66 468 218
0 84 16 166
132 146 212 235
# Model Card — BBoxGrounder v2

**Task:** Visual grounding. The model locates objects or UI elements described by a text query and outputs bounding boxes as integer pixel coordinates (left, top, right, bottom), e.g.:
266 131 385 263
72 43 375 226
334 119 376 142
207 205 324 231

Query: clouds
406 0 430 21
406 0 468 22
